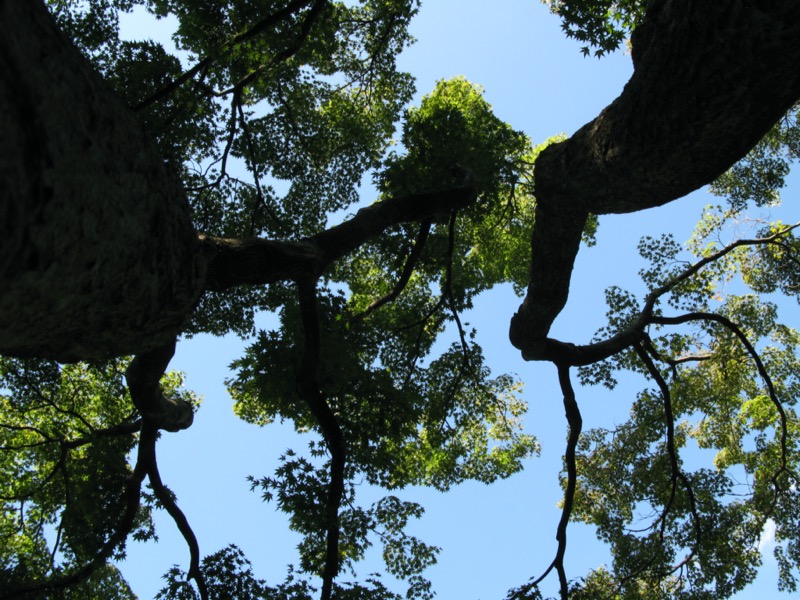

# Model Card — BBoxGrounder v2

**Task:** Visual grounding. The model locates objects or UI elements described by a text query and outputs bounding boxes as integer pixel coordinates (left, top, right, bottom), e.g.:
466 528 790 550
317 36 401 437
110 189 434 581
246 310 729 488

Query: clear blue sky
116 2 800 598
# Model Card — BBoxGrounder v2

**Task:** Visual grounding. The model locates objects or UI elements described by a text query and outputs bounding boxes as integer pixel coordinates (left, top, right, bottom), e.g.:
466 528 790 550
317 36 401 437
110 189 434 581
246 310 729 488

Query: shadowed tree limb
634 342 701 568
296 278 346 600
126 339 194 433
651 311 796 488
354 219 432 320
146 442 209 600
507 363 581 600
202 166 477 291
511 0 800 358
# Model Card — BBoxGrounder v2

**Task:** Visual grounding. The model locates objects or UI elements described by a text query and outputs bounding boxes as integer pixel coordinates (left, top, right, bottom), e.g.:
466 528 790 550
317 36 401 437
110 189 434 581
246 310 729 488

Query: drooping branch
146 443 208 600
296 279 346 600
651 311 793 483
509 363 582 600
511 0 800 357
355 219 432 319
634 343 702 561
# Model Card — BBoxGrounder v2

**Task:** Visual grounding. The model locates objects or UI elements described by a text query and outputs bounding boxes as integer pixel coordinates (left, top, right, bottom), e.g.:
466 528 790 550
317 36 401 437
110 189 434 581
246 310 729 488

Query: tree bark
0 1 206 362
510 0 800 359
3 1 800 365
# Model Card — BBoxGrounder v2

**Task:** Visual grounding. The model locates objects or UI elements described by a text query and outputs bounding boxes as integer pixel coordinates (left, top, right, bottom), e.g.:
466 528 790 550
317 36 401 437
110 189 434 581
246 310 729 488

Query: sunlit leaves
711 102 800 212
0 358 197 595
541 0 647 56
570 205 800 597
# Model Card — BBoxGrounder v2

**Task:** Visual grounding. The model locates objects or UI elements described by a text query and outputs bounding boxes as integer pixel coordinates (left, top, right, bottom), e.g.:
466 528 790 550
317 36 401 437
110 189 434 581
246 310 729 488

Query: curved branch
146 444 208 600
510 364 582 600
354 219 432 319
296 279 346 600
511 0 800 358
634 343 702 554
126 339 194 433
202 167 477 291
651 312 792 483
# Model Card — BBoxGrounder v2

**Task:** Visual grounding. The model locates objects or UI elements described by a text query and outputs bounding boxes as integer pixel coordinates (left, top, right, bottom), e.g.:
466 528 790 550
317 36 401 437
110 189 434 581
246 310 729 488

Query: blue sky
116 1 800 598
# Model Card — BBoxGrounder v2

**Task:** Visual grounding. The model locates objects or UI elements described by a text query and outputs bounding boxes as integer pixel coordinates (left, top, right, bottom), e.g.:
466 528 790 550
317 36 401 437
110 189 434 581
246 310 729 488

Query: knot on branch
125 340 193 432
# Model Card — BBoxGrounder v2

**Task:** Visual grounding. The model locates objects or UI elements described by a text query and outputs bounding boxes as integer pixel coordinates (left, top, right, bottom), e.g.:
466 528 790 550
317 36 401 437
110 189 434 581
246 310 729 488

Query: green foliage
711 103 800 212
25 1 800 599
573 205 800 598
541 0 648 56
0 357 197 597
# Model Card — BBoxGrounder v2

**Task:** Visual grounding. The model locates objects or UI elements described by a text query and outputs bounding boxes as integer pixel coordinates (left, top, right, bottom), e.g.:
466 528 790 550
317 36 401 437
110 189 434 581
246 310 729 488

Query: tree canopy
2 0 800 598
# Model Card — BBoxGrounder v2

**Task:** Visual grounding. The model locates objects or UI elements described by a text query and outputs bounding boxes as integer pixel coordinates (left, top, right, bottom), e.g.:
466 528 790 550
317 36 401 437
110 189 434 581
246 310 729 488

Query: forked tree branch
202 167 477 291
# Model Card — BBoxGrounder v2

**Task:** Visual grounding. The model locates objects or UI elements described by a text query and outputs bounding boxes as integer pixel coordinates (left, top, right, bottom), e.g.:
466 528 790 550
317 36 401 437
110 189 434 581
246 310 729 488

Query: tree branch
296 279 346 600
511 0 800 358
146 446 208 600
202 167 477 291
354 219 432 320
125 339 193 432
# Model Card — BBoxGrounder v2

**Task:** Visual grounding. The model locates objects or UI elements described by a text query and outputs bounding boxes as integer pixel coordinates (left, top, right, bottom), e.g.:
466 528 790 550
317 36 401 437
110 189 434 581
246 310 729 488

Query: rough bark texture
510 0 800 358
0 1 206 362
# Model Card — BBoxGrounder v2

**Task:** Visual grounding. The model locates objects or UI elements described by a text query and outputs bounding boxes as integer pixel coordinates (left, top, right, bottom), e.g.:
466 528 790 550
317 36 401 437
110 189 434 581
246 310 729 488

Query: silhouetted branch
203 167 477 291
296 279 346 600
146 447 208 600
634 343 702 557
126 339 193 432
651 312 797 490
355 219 432 319
133 0 319 110
643 223 800 317
509 364 582 600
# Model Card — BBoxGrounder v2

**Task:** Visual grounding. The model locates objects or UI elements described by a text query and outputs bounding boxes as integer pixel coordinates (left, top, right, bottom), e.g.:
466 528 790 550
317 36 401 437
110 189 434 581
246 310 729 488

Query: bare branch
146 446 208 600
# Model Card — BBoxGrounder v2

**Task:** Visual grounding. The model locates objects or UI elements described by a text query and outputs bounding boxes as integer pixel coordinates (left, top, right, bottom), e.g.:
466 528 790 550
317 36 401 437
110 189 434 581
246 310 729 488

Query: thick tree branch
202 167 477 291
511 0 800 357
126 339 194 432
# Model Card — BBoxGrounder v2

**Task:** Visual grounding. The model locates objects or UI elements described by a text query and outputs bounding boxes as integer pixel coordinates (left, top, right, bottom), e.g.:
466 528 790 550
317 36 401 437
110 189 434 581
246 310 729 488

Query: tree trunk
0 1 206 362
510 0 800 358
